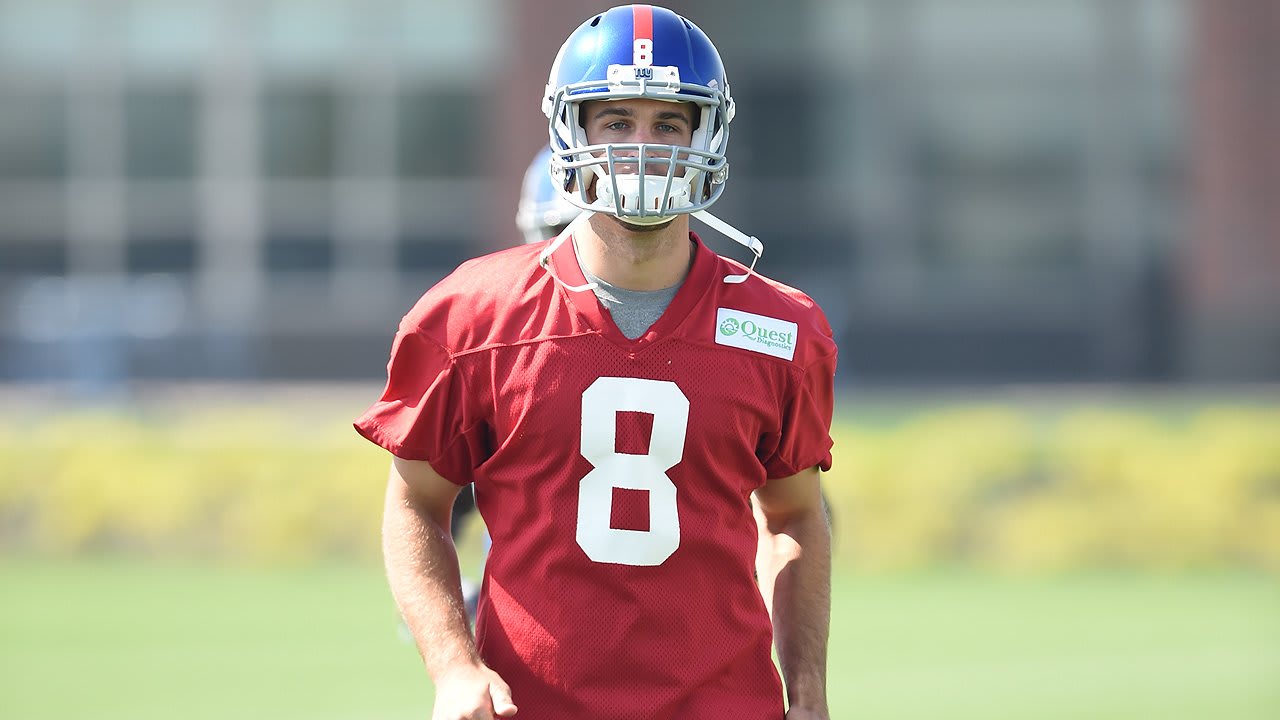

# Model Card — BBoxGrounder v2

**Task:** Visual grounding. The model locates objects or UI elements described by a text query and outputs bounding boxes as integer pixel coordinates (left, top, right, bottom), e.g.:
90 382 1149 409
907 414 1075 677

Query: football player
357 6 835 719
515 146 584 245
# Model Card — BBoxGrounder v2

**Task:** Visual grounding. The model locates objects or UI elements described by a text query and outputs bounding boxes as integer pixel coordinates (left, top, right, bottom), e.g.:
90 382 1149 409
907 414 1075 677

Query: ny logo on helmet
634 67 654 80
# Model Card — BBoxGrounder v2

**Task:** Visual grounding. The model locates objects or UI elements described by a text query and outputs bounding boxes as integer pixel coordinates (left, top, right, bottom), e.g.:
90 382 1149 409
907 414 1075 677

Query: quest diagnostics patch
714 308 798 361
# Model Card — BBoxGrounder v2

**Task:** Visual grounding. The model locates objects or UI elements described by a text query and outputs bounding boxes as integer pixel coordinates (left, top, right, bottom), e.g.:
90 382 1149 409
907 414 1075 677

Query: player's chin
607 214 675 234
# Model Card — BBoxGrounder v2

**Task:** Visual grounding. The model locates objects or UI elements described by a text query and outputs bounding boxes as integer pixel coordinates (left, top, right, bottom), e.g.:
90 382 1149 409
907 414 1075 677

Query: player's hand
431 663 518 720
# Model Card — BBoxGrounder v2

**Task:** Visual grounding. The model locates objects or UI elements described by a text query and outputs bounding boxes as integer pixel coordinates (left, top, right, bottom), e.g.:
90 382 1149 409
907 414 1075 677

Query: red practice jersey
355 233 837 720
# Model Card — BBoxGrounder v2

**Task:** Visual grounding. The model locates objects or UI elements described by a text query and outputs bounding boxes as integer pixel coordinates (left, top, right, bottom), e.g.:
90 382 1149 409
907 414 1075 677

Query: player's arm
383 456 517 719
753 466 831 720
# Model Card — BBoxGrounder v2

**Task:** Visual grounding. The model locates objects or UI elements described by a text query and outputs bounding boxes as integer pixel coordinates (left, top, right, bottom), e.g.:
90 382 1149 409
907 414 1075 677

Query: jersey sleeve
352 323 488 485
762 346 837 479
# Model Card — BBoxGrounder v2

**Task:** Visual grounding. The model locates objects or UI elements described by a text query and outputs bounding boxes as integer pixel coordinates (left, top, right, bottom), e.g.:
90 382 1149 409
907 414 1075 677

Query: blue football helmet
515 147 584 245
542 4 735 226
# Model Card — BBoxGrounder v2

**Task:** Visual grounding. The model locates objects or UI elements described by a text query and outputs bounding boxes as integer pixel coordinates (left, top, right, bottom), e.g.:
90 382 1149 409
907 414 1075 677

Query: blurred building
0 0 1274 384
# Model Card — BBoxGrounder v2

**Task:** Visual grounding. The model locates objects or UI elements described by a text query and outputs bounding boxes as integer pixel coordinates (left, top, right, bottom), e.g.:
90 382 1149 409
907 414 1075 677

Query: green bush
2 396 1277 572
824 404 1280 573
0 405 386 564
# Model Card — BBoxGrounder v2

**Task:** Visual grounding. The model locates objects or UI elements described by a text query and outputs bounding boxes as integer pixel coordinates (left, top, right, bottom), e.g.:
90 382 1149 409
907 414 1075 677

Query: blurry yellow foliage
824 404 1280 573
0 403 386 565
1 398 1277 572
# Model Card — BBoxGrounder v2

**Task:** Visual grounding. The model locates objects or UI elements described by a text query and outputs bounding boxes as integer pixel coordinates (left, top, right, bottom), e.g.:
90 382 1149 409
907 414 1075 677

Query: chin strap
538 209 763 291
692 210 763 284
538 212 599 293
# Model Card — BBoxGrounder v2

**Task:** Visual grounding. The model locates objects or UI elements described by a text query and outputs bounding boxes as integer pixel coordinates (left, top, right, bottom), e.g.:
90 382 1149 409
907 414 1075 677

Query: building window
1 236 68 276
398 87 486 177
126 87 196 178
0 92 67 178
912 83 1089 270
126 238 196 274
263 86 336 178
264 235 333 272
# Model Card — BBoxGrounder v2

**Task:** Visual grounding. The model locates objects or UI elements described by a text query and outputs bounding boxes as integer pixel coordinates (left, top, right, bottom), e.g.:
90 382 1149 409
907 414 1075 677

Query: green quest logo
714 308 799 361
719 317 793 346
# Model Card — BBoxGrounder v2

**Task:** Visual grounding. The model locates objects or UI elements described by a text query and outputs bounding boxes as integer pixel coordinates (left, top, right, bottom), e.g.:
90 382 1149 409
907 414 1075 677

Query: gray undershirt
577 251 683 340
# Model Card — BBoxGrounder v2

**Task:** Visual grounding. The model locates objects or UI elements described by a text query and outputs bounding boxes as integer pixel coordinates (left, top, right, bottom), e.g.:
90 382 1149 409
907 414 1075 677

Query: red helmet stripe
632 4 653 46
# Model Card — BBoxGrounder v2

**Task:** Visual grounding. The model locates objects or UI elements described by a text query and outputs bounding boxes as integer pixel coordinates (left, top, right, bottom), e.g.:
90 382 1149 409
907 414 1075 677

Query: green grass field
2 560 1276 720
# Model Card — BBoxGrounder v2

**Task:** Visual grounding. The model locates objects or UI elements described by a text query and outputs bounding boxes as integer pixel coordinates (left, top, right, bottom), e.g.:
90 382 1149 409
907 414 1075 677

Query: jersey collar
550 230 719 348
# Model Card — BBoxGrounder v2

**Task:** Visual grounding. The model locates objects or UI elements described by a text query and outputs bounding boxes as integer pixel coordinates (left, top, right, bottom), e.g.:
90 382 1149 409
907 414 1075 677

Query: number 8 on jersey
577 377 689 566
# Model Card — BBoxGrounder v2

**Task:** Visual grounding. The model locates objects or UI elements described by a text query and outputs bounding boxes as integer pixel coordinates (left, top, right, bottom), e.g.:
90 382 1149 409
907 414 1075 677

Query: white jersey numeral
576 377 688 566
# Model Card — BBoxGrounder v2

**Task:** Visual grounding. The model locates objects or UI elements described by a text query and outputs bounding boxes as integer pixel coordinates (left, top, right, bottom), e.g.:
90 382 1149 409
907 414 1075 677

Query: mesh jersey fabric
355 232 837 720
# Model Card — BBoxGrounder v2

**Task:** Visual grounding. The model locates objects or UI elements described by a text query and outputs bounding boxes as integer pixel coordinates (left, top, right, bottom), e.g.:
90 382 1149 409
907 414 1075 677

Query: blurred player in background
516 146 584 245
448 489 482 621
450 148 585 623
